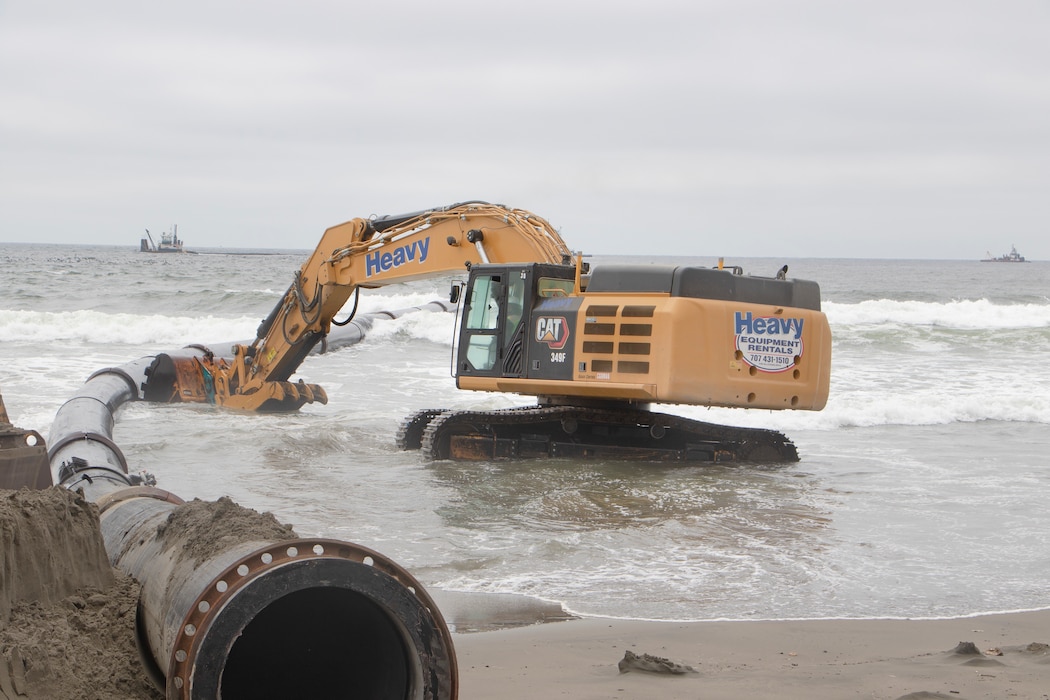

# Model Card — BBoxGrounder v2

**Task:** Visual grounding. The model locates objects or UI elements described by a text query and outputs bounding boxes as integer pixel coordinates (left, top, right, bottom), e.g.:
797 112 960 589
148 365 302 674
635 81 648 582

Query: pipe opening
183 557 456 699
221 586 412 698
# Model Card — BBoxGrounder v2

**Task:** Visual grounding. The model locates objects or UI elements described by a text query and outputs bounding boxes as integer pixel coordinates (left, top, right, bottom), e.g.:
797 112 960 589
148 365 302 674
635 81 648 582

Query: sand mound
1 488 113 621
0 488 160 699
156 494 296 563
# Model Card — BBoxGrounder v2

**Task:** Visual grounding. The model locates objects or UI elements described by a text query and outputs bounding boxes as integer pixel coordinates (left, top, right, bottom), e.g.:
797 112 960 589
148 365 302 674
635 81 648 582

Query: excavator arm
144 201 572 411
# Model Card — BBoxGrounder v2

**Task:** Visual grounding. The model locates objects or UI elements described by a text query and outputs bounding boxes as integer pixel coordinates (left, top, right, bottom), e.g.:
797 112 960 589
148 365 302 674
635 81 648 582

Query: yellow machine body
454 262 830 414
459 293 831 411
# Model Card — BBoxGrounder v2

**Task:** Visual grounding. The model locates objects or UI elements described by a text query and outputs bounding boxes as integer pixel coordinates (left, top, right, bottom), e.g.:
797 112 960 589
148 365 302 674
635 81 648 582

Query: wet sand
453 609 1050 700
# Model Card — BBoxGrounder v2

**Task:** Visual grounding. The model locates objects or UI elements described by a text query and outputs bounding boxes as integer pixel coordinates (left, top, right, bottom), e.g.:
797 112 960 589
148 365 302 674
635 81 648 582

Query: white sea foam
364 309 457 346
825 298 1050 329
0 309 260 345
673 384 1050 429
354 290 449 313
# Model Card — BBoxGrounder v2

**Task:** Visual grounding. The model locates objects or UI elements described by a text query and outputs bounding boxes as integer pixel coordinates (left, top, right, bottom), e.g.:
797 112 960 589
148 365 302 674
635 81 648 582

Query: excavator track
407 405 799 463
395 408 448 450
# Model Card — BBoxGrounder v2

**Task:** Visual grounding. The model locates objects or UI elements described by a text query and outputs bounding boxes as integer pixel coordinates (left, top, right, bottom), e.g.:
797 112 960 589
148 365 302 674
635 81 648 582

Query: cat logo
535 316 569 350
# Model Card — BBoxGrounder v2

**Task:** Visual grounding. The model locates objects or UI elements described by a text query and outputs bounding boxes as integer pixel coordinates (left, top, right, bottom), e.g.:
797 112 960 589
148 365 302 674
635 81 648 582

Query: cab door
456 267 530 378
457 271 506 377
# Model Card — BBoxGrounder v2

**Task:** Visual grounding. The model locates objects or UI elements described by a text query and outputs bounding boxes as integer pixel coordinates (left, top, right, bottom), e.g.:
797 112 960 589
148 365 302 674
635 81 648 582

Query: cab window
465 275 502 330
504 273 526 343
463 274 502 372
538 277 574 297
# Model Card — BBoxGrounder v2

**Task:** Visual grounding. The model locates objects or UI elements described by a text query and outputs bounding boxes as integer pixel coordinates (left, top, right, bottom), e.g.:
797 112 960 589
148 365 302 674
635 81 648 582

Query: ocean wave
0 309 260 345
825 298 1050 329
673 389 1050 430
364 309 457 345
0 298 457 347
7 300 1047 431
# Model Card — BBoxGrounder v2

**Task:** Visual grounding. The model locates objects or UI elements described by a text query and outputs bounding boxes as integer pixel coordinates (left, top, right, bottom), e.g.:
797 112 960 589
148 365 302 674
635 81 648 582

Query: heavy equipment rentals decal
734 311 804 372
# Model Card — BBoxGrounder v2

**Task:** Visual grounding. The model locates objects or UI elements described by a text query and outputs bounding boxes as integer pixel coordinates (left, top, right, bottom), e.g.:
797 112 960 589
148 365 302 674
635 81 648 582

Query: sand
1 488 161 700
454 610 1050 700
3 487 1047 699
0 488 113 622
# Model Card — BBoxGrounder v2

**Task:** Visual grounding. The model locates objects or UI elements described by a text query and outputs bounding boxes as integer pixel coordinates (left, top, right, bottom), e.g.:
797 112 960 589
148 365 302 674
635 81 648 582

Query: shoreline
452 607 1050 699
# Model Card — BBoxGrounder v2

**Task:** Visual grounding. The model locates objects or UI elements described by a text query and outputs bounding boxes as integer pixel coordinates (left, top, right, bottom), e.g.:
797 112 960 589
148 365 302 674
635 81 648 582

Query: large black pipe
47 304 458 699
93 493 455 699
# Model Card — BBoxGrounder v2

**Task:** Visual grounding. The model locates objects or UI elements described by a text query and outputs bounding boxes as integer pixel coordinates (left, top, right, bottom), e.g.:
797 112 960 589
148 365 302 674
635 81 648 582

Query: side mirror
449 282 462 304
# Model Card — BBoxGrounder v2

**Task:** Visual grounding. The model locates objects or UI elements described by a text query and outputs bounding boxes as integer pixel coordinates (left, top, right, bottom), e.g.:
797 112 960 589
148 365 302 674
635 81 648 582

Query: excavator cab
455 263 577 381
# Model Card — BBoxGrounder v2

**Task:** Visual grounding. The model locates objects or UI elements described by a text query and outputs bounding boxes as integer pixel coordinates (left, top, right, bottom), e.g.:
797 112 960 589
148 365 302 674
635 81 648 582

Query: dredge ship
140 225 185 253
982 245 1028 263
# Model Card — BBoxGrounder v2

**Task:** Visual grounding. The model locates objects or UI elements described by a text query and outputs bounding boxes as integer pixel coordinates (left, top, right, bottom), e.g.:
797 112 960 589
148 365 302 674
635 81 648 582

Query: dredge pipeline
44 304 459 699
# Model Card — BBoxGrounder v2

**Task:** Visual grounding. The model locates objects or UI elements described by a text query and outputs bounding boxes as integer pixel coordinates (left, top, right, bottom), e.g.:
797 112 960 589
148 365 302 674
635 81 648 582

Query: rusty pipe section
96 495 456 699
47 303 458 699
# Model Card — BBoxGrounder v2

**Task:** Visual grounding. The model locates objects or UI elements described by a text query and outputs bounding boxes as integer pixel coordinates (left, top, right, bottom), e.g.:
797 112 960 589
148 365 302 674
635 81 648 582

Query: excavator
140 201 832 462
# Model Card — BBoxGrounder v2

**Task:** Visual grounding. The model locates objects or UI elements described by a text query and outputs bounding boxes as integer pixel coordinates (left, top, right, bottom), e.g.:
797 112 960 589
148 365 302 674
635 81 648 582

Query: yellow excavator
141 201 831 462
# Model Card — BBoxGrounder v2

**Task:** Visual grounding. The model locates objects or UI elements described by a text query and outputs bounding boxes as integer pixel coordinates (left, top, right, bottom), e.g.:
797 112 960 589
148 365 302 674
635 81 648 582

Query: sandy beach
453 609 1050 700
2 488 1048 699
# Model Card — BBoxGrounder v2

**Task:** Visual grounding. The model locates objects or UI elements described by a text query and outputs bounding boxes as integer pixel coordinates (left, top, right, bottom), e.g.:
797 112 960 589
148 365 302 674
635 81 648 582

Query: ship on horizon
981 245 1028 263
140 225 185 253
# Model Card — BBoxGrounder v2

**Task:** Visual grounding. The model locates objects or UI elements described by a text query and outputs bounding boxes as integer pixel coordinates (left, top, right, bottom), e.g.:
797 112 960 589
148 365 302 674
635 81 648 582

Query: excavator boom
141 202 572 411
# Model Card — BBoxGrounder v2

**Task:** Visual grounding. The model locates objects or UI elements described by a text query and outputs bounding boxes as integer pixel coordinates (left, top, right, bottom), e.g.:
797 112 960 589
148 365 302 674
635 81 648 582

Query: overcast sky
1 0 1047 259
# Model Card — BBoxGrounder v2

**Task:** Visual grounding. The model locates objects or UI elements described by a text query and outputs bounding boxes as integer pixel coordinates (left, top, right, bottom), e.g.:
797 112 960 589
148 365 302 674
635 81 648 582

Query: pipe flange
47 430 130 473
166 538 454 699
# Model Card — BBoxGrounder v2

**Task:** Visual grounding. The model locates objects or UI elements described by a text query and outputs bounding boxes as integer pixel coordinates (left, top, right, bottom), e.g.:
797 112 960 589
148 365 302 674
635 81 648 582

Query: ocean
2 243 1048 623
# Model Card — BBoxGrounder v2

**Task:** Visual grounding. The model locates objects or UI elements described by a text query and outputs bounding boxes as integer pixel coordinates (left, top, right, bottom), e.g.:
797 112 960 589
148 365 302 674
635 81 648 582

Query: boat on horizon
981 245 1028 263
140 225 185 253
